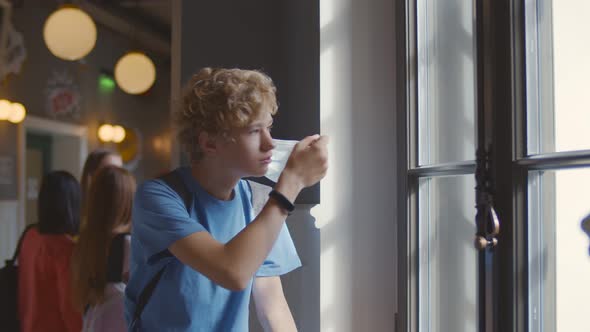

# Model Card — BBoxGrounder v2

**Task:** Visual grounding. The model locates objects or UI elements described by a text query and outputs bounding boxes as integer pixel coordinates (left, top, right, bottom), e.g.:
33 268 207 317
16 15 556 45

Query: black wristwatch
268 190 295 214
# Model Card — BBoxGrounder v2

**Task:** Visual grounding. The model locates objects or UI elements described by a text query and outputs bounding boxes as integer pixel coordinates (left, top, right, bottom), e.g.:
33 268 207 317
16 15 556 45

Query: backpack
0 224 37 332
129 171 271 331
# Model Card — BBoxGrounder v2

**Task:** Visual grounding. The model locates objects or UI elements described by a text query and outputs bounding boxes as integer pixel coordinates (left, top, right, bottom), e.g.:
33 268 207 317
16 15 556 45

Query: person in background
71 166 136 332
18 171 82 332
80 149 123 222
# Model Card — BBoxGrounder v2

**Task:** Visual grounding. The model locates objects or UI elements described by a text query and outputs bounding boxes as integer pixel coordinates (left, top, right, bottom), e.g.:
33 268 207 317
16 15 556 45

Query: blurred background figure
80 149 123 222
71 166 136 332
18 171 82 332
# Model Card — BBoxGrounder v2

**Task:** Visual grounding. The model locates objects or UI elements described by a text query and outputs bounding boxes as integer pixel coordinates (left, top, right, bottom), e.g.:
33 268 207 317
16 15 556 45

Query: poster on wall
46 71 82 119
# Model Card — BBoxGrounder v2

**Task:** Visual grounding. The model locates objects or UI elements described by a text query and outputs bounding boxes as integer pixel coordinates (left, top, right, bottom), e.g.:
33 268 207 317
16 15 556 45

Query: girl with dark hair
71 166 136 331
18 170 82 332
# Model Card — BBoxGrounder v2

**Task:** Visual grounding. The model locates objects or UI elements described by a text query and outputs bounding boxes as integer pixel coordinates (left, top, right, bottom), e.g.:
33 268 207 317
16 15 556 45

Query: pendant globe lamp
114 52 156 95
43 5 97 61
8 102 26 124
0 99 11 120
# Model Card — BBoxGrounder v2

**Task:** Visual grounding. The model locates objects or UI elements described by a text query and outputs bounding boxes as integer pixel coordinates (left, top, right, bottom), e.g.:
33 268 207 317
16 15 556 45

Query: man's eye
250 129 260 134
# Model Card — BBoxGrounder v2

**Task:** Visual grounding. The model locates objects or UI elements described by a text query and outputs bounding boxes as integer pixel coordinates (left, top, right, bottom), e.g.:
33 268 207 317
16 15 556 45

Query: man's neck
190 160 240 201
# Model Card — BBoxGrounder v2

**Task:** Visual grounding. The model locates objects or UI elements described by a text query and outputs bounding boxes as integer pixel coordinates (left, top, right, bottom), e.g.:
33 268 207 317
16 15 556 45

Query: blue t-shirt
124 167 301 331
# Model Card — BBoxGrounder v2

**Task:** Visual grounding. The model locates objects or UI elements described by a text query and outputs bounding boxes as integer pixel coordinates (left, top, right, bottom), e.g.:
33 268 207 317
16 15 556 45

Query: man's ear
198 131 218 155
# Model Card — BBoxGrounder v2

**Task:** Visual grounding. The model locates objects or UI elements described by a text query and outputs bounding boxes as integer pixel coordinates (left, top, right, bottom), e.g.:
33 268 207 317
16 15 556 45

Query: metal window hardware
475 146 500 250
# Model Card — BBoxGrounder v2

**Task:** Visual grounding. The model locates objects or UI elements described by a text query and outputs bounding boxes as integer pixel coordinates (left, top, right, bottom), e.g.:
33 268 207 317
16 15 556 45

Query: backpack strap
159 171 192 212
130 170 191 331
129 266 166 331
8 224 37 264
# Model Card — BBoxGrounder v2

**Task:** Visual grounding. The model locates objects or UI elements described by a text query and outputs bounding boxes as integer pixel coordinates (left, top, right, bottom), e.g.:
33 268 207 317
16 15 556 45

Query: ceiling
116 0 171 28
83 0 172 57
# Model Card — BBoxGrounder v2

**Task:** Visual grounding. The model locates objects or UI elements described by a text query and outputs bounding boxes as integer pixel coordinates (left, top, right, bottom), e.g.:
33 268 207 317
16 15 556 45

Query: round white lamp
98 124 114 142
114 52 156 95
43 6 97 61
0 99 11 120
8 102 26 124
112 125 126 143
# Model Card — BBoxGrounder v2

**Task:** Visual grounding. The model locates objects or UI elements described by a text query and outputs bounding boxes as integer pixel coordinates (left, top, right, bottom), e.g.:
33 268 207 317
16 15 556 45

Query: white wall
0 201 19 262
52 134 86 180
317 0 397 330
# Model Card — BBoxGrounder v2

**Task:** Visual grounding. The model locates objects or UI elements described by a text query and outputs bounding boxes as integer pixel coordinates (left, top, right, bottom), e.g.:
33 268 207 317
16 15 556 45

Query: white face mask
264 139 298 182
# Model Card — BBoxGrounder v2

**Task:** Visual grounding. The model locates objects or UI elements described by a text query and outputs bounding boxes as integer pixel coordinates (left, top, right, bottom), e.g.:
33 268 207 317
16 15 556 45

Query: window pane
528 168 590 332
417 0 476 165
526 1 590 154
418 175 477 332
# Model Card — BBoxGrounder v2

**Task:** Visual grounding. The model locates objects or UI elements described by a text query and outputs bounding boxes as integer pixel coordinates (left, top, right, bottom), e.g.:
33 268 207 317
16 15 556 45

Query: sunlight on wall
320 0 334 29
314 0 353 331
320 245 335 312
319 46 335 124
311 45 335 229
312 0 353 230
315 2 339 332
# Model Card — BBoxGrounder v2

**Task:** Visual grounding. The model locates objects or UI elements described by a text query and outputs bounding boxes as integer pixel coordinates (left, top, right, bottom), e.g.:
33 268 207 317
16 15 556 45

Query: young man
125 68 328 331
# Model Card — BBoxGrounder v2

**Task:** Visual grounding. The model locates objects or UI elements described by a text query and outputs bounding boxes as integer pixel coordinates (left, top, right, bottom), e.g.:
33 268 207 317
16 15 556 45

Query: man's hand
275 135 329 202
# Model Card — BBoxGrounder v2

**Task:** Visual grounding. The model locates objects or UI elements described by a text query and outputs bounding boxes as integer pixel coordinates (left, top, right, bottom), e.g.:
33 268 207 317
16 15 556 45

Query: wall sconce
0 99 26 124
98 123 126 143
43 5 97 61
114 52 156 95
112 125 126 143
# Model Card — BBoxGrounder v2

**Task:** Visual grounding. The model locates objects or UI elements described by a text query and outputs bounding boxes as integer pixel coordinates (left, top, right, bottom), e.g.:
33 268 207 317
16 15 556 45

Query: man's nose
262 130 275 151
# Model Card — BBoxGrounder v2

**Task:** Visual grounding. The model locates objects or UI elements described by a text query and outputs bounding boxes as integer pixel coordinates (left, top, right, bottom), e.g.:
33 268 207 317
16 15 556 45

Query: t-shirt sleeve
133 179 206 261
256 222 302 277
